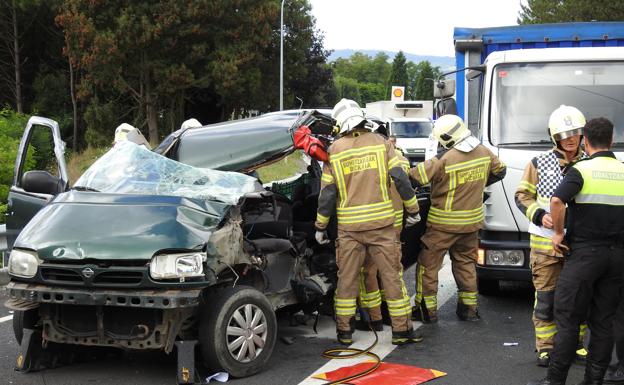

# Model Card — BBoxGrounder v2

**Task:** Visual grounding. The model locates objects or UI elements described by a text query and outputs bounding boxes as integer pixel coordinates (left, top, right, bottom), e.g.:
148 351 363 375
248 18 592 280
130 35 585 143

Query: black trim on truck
477 230 532 282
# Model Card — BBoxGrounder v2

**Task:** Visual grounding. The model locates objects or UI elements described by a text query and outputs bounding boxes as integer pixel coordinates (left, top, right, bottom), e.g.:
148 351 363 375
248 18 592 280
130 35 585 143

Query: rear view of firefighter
515 105 588 367
315 99 422 345
358 139 412 330
410 114 506 323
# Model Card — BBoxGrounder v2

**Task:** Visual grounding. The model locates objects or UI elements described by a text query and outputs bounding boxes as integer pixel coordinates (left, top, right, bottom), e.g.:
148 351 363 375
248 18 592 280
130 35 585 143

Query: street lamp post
280 0 285 111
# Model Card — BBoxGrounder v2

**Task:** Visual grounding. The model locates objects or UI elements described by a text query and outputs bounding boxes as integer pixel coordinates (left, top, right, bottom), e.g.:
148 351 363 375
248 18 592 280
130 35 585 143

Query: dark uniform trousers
616 285 624 365
549 243 624 381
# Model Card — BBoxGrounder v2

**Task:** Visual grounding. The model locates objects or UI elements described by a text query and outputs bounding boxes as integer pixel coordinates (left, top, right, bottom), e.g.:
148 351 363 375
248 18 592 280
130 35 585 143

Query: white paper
205 372 229 383
528 222 556 239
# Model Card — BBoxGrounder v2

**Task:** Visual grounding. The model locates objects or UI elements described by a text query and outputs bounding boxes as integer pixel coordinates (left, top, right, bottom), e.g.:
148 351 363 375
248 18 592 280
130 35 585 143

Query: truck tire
13 308 39 345
199 286 276 378
477 278 500 296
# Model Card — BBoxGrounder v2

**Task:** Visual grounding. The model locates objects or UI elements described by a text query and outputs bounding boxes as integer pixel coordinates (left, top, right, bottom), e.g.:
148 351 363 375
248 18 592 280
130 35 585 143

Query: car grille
39 265 147 287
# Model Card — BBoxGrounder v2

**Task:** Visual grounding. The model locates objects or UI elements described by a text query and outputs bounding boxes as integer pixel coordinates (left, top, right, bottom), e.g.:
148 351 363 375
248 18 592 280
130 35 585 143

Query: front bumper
477 231 532 282
5 281 202 310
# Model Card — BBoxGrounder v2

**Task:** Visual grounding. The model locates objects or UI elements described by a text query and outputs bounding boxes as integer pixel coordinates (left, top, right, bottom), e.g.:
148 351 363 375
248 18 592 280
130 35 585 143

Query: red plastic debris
313 361 446 385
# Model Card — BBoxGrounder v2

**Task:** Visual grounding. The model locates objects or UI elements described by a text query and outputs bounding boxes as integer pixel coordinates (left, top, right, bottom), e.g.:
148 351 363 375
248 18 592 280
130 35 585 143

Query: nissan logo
82 267 95 278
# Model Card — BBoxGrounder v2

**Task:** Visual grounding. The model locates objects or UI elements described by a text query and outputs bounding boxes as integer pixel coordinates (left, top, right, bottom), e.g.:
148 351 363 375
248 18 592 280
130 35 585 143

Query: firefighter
358 134 412 331
315 98 422 346
515 105 588 367
528 117 624 385
410 114 506 323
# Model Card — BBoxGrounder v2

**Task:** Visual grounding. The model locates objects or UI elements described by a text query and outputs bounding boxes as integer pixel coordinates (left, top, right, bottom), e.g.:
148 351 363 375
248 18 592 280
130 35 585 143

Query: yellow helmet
332 98 367 135
433 114 471 150
548 105 585 144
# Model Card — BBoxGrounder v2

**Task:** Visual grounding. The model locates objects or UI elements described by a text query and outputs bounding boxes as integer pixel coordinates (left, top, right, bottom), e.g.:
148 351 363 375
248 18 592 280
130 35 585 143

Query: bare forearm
550 197 566 234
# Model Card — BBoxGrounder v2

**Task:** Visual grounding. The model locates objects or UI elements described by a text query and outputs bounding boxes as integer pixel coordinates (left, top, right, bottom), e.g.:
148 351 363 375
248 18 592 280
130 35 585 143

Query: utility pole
280 0 285 111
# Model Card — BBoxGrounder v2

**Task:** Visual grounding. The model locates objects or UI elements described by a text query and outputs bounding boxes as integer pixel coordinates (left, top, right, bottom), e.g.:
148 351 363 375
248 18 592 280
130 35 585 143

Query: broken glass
75 141 258 205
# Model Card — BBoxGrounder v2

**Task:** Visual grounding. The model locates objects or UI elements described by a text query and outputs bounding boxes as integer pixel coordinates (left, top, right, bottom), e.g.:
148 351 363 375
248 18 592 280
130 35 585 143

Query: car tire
13 308 39 345
199 286 277 378
477 278 500 295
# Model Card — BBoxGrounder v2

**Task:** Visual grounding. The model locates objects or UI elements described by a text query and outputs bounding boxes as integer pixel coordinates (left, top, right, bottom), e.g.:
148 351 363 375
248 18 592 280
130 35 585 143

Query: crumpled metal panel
75 141 258 205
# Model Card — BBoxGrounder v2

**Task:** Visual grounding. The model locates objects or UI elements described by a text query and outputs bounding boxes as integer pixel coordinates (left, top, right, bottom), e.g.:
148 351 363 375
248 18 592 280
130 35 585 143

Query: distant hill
328 49 455 71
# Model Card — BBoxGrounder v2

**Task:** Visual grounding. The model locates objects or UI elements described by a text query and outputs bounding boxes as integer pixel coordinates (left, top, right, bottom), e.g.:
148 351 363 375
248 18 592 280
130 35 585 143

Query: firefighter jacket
315 130 419 232
409 144 506 233
390 149 411 228
515 147 584 256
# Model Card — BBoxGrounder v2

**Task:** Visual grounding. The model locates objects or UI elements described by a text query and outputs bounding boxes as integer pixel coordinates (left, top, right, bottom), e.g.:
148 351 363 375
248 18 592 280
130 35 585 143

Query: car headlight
485 249 524 267
8 249 40 278
149 252 205 280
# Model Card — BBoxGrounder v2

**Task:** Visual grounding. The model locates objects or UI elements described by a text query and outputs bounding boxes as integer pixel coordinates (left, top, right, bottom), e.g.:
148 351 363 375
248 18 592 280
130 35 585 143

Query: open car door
5 116 68 250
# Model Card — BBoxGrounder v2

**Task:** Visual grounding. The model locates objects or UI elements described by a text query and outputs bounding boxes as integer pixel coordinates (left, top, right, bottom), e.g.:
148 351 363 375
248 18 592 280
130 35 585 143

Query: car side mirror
22 170 66 195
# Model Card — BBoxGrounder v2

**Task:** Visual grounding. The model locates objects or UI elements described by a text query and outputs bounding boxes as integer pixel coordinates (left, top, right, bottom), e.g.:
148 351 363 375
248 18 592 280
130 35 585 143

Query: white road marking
298 257 457 384
0 315 13 323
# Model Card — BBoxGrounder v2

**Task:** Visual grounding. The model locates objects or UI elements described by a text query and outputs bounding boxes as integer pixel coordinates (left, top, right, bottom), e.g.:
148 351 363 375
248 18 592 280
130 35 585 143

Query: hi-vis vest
391 149 411 229
574 156 624 205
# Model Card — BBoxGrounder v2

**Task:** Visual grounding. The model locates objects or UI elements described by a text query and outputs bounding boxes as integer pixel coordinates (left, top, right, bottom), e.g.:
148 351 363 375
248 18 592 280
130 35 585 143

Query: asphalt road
0 259 586 385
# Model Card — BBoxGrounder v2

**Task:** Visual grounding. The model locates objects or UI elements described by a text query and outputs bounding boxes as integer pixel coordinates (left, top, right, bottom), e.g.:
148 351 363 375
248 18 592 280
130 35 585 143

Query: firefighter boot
456 303 480 322
537 349 552 367
578 360 609 385
336 330 353 346
604 362 624 384
392 329 424 345
527 365 567 385
354 319 383 332
526 378 565 385
411 301 437 324
575 347 588 364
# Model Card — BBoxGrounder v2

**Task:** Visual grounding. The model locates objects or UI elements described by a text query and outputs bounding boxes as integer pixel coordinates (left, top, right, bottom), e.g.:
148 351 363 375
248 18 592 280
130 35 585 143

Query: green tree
518 0 624 24
387 51 408 98
411 61 441 101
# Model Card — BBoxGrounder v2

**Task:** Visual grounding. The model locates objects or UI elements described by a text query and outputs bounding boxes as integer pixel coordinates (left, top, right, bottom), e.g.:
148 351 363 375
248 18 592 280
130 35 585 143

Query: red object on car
293 125 329 162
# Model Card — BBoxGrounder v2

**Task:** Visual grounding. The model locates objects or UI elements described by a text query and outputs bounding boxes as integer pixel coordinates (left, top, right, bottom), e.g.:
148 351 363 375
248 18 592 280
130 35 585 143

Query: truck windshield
392 121 432 138
491 61 624 146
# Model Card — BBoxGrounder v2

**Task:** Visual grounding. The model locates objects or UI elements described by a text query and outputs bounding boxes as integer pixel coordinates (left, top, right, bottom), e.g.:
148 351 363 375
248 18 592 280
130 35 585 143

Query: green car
5 111 428 382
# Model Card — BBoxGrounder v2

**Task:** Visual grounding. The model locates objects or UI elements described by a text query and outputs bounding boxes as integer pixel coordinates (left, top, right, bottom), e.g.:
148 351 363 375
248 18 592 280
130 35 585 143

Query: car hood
14 191 229 261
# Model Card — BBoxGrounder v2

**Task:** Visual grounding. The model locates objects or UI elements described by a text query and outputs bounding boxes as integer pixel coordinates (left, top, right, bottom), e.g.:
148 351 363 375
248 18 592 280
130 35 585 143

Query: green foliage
518 0 624 24
411 61 441 101
256 151 306 183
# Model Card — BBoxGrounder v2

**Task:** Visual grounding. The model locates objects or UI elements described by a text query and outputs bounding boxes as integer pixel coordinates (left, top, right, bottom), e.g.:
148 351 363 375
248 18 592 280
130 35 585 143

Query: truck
365 100 433 165
437 22 624 293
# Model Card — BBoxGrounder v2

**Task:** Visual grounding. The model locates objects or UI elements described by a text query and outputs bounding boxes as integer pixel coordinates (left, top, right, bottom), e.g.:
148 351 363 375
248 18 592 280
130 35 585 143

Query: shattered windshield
75 141 258 205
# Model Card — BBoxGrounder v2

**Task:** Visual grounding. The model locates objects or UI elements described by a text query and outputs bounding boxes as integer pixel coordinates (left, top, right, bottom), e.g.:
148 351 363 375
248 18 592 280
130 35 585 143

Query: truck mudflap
5 281 202 310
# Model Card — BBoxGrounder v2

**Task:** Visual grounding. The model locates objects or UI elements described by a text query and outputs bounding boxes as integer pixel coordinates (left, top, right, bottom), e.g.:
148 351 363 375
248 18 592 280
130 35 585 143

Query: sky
308 0 524 57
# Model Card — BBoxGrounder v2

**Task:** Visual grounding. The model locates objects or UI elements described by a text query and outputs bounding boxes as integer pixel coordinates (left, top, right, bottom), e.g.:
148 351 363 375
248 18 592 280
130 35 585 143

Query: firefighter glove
315 230 330 245
405 213 421 227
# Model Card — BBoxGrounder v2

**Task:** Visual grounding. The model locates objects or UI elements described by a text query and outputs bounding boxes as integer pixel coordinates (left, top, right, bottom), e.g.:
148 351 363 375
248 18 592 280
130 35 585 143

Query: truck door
5 117 68 250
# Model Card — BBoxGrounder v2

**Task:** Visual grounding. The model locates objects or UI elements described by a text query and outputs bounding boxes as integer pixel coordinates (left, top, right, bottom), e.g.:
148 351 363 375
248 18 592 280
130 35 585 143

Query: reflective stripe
330 144 387 161
388 156 401 169
428 206 484 225
394 209 403 227
337 205 394 224
387 297 411 317
526 202 540 221
536 324 557 339
579 323 588 336
530 235 553 251
575 194 624 205
445 156 491 172
316 213 330 225
445 171 457 210
423 295 437 310
337 200 392 214
403 195 418 208
537 195 550 208
417 163 429 184
335 297 357 316
415 265 425 304
321 173 334 184
458 291 478 306
518 180 536 194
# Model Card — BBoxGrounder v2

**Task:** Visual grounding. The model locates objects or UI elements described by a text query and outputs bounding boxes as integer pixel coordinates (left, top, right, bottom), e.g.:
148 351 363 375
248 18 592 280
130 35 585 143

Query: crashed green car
5 111 428 382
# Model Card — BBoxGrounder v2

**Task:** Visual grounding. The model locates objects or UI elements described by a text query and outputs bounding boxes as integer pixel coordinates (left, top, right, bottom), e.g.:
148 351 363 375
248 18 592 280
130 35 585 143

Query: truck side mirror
466 65 486 81
433 79 455 98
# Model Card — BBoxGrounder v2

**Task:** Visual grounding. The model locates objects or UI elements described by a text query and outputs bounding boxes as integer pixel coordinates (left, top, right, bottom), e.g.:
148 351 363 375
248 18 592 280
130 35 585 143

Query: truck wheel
477 278 500 295
13 309 39 345
199 286 276 378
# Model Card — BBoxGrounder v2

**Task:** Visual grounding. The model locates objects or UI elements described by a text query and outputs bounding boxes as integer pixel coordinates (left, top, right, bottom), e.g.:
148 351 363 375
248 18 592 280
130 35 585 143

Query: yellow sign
393 88 403 97
391 86 405 102
341 155 378 175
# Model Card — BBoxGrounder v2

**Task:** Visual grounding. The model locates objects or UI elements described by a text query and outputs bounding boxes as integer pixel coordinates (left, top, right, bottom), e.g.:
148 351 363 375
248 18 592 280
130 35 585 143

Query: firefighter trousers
335 226 411 332
359 227 405 322
415 229 479 315
530 251 587 352
548 244 624 383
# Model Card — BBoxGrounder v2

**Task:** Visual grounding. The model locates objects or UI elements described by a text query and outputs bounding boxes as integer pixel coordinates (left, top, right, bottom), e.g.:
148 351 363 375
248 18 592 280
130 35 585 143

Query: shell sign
391 86 405 102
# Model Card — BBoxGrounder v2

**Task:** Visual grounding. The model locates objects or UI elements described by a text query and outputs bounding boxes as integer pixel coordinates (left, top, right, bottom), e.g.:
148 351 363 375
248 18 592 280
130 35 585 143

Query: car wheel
13 308 39 345
477 278 500 295
199 286 277 378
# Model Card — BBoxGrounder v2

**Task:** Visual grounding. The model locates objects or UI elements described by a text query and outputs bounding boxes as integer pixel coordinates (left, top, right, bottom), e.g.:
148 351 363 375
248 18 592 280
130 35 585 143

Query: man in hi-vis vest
315 99 422 346
409 114 506 323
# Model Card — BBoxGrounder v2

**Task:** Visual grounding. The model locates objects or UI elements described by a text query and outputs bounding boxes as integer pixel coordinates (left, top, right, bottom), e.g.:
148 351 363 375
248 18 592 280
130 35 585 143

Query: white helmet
114 123 152 149
180 118 202 130
433 114 478 152
332 98 367 135
548 105 585 144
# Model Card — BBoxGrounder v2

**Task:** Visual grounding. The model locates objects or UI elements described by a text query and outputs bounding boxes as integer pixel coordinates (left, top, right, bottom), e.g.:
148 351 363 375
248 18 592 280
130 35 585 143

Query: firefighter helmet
114 123 151 149
332 98 367 135
432 114 477 152
181 118 202 130
548 105 585 144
